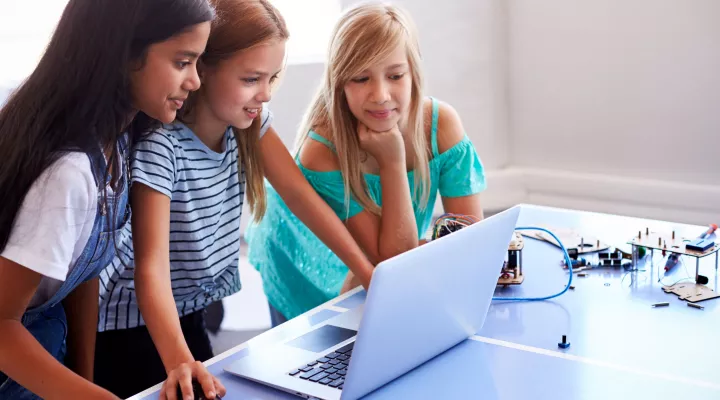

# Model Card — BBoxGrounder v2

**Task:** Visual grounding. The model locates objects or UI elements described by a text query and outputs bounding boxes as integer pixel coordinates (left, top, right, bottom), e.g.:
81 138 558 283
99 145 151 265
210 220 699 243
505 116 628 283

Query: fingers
177 367 194 400
212 375 227 398
159 381 169 400
357 121 401 135
163 363 193 400
380 125 402 137
340 272 355 294
357 123 371 141
195 361 219 399
162 374 180 400
161 361 226 400
340 271 363 294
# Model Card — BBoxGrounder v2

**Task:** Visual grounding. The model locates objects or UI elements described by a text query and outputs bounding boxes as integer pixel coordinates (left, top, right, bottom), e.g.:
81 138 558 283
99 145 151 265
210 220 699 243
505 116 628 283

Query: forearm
281 186 375 288
441 194 485 222
378 163 418 259
135 263 194 373
0 320 116 399
62 277 99 381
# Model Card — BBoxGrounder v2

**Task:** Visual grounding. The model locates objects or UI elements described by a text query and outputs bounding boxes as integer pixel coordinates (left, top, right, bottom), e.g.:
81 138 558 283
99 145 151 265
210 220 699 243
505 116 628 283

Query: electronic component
628 226 719 290
431 213 480 240
686 238 715 252
431 215 527 286
567 248 578 260
558 335 570 349
430 216 574 302
498 232 525 285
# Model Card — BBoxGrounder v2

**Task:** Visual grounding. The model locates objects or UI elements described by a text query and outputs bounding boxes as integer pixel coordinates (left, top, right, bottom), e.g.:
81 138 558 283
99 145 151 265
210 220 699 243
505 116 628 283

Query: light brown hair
180 0 289 220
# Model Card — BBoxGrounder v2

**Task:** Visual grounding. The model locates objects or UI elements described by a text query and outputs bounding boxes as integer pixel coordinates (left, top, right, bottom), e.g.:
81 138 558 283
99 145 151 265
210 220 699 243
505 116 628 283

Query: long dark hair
0 0 215 251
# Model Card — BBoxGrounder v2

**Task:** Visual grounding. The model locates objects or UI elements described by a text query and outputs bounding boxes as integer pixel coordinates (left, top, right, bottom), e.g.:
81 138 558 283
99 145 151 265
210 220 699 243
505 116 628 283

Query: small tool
558 335 570 349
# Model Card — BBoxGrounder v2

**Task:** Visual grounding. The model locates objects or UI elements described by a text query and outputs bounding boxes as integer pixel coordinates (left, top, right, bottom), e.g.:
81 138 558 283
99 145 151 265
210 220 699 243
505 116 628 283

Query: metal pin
652 302 670 308
638 231 642 239
672 231 675 240
688 303 704 310
646 227 649 235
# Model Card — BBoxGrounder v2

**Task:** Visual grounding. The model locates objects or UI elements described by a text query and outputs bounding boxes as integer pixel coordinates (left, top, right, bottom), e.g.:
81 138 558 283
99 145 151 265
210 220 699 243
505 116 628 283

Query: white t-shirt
1 153 98 308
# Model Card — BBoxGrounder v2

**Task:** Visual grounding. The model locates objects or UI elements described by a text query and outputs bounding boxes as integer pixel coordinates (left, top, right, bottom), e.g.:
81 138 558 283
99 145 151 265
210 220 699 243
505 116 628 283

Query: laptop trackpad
285 324 357 353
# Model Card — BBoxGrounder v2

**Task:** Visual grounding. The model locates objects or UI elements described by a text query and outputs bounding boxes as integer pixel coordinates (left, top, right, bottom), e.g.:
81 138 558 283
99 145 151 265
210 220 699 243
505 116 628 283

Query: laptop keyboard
287 341 354 389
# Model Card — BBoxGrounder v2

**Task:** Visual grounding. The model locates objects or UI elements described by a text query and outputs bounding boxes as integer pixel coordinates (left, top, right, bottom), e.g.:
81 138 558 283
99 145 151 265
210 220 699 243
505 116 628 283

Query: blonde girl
247 2 487 324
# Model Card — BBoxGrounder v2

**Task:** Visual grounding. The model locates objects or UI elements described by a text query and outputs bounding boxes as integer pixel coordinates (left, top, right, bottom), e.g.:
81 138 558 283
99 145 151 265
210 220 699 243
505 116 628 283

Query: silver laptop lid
341 206 520 399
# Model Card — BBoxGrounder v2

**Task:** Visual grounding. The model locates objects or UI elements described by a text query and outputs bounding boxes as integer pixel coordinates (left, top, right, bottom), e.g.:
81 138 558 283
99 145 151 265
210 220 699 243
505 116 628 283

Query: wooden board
627 230 719 258
497 275 524 285
663 283 720 303
520 228 610 254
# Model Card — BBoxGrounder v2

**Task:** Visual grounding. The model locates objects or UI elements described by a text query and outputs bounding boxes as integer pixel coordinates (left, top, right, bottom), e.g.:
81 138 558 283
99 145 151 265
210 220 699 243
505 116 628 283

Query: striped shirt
98 109 272 331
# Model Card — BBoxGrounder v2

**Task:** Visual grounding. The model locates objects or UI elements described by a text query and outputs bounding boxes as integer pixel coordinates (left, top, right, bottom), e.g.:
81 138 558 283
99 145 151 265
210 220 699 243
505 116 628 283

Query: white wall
505 0 720 224
268 63 325 148
252 0 720 227
509 0 720 183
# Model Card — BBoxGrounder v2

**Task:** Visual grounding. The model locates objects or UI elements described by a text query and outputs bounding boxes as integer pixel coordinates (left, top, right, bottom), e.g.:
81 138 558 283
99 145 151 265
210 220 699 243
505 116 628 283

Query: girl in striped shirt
94 1 374 399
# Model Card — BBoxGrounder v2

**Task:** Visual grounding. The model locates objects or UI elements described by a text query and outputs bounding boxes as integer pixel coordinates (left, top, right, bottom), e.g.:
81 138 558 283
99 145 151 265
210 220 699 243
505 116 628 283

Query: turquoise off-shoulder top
245 97 487 319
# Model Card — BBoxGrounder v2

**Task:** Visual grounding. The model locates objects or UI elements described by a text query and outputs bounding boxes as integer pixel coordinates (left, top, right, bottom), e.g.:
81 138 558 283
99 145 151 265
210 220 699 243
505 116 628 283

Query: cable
492 226 573 302
431 213 481 240
657 254 693 287
429 215 573 302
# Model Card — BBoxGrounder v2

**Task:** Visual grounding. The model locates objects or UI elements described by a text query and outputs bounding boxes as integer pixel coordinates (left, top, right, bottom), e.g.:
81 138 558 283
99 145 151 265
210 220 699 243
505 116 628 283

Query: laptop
225 206 521 400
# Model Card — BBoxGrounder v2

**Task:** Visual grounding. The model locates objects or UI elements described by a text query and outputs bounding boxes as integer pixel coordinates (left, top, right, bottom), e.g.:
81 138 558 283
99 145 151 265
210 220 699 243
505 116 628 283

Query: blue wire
492 226 573 302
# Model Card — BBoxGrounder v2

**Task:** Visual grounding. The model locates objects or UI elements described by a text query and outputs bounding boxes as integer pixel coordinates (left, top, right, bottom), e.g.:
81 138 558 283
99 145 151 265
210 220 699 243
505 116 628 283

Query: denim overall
0 139 130 399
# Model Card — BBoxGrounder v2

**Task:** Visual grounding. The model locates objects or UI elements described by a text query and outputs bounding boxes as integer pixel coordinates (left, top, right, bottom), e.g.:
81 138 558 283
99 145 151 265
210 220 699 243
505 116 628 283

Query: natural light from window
271 0 341 64
0 0 340 88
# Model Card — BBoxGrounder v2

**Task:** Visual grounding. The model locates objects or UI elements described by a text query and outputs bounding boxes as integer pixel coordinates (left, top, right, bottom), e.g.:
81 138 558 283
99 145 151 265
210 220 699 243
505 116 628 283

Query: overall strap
87 146 109 189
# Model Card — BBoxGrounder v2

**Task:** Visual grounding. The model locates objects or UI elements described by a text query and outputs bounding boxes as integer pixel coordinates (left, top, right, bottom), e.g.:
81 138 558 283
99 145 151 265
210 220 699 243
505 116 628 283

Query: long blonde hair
179 0 288 221
296 3 429 216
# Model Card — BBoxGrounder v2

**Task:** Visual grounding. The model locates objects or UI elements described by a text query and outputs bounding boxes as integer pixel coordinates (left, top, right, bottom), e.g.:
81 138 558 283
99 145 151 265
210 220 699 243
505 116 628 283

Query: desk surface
131 204 720 400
